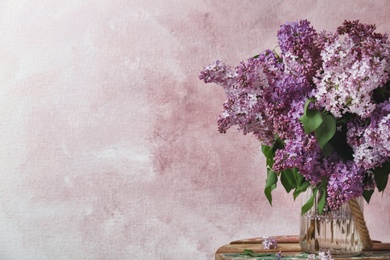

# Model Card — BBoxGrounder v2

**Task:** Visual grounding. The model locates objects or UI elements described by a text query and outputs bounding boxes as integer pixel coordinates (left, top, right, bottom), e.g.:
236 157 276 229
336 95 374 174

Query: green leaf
362 189 374 203
261 144 272 157
318 187 326 214
300 110 323 134
315 114 336 149
293 181 310 200
303 98 314 112
242 249 274 257
280 169 295 193
373 162 390 192
300 99 323 134
261 145 274 167
293 168 304 186
321 142 334 157
301 188 317 215
264 169 278 205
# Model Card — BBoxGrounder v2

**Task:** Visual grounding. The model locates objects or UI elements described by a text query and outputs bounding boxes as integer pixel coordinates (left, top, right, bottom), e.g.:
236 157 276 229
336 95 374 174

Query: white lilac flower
320 250 334 260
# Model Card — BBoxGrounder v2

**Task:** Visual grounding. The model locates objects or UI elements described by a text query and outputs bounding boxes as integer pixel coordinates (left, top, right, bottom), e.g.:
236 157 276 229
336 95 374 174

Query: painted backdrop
0 0 389 259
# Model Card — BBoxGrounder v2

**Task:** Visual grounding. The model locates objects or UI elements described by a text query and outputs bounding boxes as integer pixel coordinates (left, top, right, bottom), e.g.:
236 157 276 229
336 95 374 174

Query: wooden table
216 236 390 259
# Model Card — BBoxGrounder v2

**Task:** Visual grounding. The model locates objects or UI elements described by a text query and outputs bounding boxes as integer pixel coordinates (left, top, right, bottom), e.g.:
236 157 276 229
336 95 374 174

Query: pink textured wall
0 0 389 259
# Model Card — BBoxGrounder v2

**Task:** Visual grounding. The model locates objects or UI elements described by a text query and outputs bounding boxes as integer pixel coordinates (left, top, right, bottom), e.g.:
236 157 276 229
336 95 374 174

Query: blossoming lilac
199 19 390 210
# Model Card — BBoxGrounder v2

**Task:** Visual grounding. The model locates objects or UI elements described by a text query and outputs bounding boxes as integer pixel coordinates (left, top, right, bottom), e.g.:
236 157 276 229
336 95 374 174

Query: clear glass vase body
299 189 364 257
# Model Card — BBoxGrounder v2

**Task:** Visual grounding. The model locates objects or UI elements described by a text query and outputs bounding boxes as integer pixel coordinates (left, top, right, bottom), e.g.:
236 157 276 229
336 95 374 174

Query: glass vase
299 189 364 257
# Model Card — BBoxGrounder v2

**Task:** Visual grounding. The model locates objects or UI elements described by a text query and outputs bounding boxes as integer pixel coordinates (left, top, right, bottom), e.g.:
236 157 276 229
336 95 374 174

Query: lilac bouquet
199 20 390 214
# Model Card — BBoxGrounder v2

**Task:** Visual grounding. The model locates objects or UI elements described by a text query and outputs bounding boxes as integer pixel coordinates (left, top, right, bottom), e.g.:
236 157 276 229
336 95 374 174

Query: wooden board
216 236 390 260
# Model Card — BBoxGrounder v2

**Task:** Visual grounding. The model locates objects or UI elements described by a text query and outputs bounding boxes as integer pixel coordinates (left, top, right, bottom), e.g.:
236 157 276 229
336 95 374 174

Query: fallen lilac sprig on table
307 250 334 260
262 236 278 249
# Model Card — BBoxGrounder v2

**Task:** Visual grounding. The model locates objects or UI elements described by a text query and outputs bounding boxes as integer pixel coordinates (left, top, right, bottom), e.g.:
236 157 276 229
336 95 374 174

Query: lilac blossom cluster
313 21 390 118
262 236 278 249
199 20 390 210
326 160 364 209
307 250 334 260
347 101 390 170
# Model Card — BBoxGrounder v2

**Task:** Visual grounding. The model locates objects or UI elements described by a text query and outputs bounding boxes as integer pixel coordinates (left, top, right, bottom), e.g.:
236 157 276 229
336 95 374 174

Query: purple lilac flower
271 97 339 185
198 60 237 86
199 57 274 145
200 50 309 146
277 19 321 79
219 56 276 145
336 20 386 45
312 21 390 118
262 76 312 143
347 100 390 169
327 161 364 210
272 121 325 185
